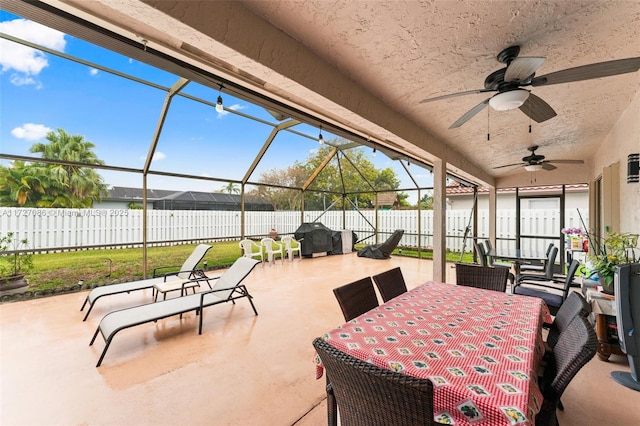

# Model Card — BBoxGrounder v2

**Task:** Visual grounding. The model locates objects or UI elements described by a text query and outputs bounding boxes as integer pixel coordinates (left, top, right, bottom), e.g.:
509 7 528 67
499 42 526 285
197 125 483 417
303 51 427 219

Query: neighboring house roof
445 182 588 196
105 186 272 209
106 186 176 201
376 192 399 207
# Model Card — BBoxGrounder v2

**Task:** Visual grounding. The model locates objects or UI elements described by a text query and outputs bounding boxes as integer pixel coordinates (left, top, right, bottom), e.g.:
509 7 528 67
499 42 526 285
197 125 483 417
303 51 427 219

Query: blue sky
0 10 433 199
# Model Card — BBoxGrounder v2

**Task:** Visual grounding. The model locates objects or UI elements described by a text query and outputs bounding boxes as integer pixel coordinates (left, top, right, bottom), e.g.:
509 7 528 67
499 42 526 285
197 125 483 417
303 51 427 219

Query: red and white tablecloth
316 281 552 425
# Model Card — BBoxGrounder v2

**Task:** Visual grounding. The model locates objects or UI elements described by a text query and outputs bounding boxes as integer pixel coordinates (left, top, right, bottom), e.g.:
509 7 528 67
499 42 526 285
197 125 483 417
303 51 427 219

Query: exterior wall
593 90 640 234
448 190 588 211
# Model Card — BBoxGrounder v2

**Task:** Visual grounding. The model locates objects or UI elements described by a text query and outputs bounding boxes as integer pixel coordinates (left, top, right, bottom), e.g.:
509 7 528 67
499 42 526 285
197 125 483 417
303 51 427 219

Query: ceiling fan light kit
420 45 640 128
489 89 530 111
524 163 543 172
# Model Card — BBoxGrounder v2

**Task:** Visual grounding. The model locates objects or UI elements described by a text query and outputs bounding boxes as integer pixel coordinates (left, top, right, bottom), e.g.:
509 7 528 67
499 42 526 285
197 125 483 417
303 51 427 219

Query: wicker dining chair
455 263 509 292
545 291 591 350
313 337 438 426
473 240 489 267
372 267 408 302
536 315 597 426
333 277 379 322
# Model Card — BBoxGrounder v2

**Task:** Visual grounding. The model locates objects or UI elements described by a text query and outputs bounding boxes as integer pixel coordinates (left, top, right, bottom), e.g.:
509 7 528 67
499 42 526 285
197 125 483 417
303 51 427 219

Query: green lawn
6 242 474 294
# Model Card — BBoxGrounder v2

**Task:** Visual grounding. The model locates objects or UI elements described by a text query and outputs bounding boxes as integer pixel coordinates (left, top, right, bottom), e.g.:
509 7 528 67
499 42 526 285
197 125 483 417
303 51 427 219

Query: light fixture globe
524 163 543 172
489 89 530 111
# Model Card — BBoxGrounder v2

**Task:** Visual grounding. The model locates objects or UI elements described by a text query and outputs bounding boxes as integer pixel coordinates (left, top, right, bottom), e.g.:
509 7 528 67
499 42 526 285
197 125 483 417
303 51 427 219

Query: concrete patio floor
0 253 638 425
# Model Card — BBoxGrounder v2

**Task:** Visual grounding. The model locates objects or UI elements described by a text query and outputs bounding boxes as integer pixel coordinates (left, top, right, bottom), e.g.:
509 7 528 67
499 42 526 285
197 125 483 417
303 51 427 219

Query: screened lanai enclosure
0 1 478 257
1 1 590 280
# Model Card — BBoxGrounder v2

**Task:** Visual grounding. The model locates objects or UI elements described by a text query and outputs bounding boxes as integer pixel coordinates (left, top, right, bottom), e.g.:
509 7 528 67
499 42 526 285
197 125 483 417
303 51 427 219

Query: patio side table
583 286 625 361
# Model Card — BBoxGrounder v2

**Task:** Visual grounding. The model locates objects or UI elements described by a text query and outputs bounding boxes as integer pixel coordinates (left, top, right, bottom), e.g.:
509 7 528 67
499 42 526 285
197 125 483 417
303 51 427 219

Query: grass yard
4 240 474 296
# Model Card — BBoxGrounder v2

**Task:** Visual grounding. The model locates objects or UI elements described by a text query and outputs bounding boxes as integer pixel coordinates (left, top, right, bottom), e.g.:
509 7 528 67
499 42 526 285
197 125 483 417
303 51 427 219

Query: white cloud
139 151 166 162
0 18 66 87
11 123 52 141
217 103 246 118
89 68 98 76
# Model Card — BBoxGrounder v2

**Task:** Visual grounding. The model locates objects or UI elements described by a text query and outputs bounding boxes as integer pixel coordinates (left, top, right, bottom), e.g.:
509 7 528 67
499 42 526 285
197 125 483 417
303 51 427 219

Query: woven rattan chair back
536 315 598 426
546 291 591 349
455 263 509 292
473 240 488 267
333 277 379 322
372 267 408 302
313 338 436 426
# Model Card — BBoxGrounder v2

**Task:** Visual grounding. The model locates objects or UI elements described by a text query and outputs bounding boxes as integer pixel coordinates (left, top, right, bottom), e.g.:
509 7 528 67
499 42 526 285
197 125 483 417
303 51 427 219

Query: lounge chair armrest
157 268 206 281
152 265 180 277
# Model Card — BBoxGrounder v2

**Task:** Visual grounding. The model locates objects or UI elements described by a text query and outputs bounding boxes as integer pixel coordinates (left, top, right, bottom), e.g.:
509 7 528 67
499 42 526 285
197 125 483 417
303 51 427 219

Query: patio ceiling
7 0 640 187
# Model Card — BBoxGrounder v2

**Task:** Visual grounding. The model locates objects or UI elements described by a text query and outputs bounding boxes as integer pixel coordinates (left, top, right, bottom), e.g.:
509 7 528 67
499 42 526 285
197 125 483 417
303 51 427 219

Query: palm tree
0 161 46 206
220 182 240 194
29 129 108 206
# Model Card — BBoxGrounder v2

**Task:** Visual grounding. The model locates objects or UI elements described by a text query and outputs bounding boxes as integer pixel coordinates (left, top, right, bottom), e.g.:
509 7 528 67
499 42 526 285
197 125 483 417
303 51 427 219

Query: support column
489 186 497 247
433 159 447 282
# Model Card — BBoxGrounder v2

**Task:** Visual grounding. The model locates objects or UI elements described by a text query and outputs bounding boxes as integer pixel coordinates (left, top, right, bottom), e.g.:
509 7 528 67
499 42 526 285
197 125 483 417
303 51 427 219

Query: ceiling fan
420 45 640 128
493 145 584 172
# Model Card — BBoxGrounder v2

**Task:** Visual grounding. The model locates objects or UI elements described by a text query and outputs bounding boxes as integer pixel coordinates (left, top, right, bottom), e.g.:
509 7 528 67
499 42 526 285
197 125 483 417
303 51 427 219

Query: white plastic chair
260 238 284 264
239 239 264 264
281 236 301 261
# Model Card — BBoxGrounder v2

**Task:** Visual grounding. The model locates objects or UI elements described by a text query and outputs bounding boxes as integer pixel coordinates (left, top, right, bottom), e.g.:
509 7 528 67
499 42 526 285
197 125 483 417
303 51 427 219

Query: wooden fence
0 207 588 253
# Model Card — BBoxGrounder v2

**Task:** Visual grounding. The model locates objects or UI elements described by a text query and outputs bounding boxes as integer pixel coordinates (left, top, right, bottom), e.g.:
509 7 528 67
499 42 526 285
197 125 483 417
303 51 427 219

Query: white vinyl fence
0 207 588 253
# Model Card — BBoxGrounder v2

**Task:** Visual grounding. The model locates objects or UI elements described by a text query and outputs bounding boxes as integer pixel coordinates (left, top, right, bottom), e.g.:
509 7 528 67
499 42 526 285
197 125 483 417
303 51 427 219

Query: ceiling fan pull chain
487 107 490 141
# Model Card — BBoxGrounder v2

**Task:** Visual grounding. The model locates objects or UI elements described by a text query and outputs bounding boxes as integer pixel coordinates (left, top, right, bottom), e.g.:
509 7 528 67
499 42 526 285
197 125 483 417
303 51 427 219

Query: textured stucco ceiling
43 0 640 186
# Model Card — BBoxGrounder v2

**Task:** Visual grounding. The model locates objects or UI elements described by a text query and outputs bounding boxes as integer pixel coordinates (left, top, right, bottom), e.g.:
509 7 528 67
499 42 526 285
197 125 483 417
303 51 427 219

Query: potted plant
0 232 34 292
587 232 639 294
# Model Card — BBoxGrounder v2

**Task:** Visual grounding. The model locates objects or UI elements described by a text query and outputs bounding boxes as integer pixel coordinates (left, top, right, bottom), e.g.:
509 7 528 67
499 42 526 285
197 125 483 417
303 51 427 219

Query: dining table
315 281 552 426
487 248 548 280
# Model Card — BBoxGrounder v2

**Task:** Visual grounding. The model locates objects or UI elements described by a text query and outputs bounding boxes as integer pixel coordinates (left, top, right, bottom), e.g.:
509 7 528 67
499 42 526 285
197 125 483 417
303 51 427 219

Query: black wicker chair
372 267 408 302
520 242 554 273
313 337 438 426
455 263 509 292
536 315 597 426
333 277 379 322
514 259 579 316
517 246 558 283
483 239 515 284
545 291 591 349
473 240 489 266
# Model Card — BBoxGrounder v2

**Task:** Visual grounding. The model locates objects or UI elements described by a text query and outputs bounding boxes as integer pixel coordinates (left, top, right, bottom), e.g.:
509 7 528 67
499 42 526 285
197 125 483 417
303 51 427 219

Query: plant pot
598 272 615 295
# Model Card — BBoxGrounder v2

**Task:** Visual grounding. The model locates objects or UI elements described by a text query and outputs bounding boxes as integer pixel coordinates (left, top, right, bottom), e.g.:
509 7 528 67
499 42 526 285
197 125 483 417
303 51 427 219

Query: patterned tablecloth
316 281 552 426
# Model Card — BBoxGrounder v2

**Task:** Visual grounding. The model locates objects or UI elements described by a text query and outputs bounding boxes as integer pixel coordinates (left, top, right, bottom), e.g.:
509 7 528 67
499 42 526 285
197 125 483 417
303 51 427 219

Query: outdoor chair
482 239 515 285
356 229 404 259
535 315 597 426
89 257 260 367
239 239 264 264
313 337 437 426
520 242 554 273
333 277 379 322
80 244 211 321
473 240 489 266
372 267 408 302
545 291 591 350
280 236 302 261
517 245 558 283
455 263 509 292
513 259 579 316
261 237 284 264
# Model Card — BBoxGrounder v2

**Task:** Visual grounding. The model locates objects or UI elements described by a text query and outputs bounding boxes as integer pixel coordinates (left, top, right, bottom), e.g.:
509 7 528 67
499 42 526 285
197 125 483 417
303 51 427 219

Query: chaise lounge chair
80 244 211 321
356 229 404 259
89 257 260 367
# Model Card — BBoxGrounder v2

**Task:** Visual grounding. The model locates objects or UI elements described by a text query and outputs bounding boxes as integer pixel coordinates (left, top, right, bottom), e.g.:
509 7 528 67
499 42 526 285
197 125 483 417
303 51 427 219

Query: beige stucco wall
593 91 640 234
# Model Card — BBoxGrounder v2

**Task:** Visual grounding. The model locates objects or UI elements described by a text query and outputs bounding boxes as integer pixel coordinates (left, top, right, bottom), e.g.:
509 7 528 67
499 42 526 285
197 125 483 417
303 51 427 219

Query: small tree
0 232 34 282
